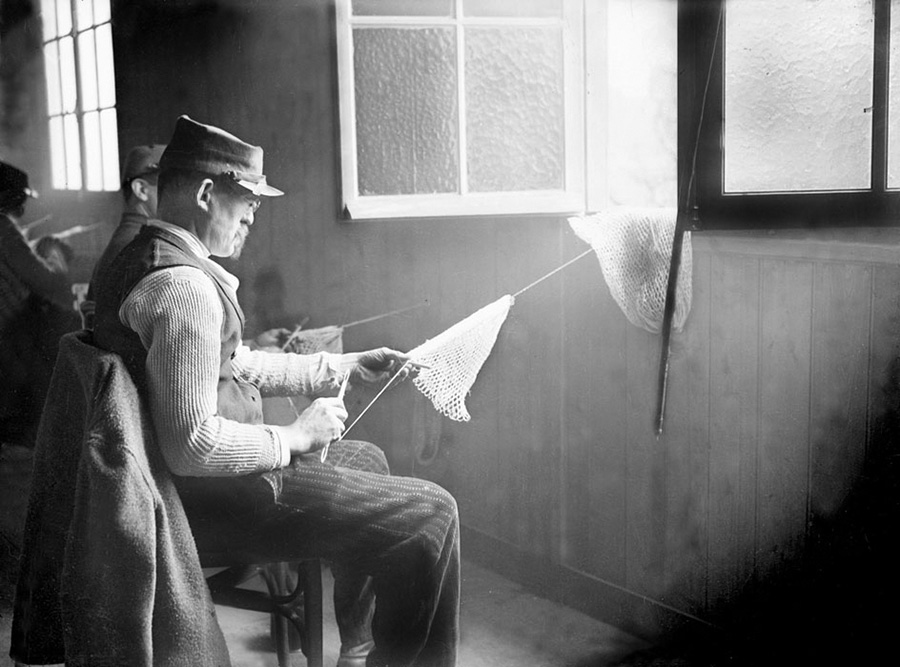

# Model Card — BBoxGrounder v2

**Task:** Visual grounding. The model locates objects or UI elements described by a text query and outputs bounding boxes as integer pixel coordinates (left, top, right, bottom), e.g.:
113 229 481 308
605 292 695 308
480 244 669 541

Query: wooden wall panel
625 328 667 599
494 219 565 557
656 250 711 612
867 266 900 448
808 265 871 524
561 235 629 581
707 254 760 608
756 260 813 578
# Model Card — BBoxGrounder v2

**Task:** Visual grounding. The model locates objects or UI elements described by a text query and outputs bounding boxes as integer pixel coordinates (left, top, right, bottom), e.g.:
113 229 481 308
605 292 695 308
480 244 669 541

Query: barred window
40 0 120 192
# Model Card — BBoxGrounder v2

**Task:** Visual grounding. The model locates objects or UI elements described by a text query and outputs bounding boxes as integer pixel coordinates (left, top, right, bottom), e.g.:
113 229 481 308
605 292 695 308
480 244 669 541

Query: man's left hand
353 347 414 384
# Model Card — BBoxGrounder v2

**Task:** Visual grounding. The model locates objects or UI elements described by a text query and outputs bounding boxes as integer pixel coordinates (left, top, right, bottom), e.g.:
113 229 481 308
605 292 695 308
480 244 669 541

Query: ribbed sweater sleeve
231 344 345 398
120 266 284 477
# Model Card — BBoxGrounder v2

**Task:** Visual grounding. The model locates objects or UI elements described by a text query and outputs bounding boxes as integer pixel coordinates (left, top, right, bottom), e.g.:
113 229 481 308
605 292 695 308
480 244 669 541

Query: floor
0 443 649 667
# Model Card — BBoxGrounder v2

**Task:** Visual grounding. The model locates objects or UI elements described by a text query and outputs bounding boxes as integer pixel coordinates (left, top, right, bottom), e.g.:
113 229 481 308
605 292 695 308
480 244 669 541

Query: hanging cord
655 4 724 437
281 301 429 352
512 249 594 298
340 301 429 329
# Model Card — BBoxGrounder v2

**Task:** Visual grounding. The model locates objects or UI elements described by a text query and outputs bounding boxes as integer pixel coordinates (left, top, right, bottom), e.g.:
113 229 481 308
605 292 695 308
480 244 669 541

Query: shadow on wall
570 358 900 667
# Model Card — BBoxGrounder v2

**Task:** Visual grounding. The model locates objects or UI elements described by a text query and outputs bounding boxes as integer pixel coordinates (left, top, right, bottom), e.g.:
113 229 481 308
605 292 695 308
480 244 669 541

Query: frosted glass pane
44 42 62 116
93 0 111 24
64 113 82 190
59 36 77 113
83 111 103 191
100 108 120 191
49 116 66 189
95 23 116 108
78 29 98 111
464 0 562 18
889 0 900 188
724 0 873 193
352 0 452 17
56 0 71 36
41 0 57 40
354 27 459 196
76 0 93 31
607 0 677 207
465 27 563 192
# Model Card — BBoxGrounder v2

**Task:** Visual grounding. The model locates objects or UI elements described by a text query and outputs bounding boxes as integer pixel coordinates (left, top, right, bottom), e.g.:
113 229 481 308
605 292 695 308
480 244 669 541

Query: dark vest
92 224 263 425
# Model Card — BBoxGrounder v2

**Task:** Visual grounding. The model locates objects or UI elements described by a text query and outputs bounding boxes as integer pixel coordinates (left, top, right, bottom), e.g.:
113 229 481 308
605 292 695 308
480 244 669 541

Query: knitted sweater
116 222 344 477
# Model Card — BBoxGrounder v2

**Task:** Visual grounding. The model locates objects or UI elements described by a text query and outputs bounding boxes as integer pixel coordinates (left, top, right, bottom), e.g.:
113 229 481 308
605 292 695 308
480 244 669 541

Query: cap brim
235 178 284 197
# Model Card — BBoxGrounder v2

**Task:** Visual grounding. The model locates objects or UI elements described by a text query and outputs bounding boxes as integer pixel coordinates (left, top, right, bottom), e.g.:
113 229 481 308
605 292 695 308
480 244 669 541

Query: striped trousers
176 440 460 667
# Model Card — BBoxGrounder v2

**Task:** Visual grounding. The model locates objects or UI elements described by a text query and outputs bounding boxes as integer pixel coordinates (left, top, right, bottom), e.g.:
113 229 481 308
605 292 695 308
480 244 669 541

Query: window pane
352 0 453 17
463 0 562 18
76 0 93 31
44 41 62 116
64 113 82 190
465 26 564 192
83 110 103 191
58 35 78 113
56 0 71 36
723 0 873 193
41 0 58 40
353 27 459 195
888 0 900 188
95 23 116 108
93 0 111 24
78 29 99 111
100 108 120 191
608 0 677 207
49 115 66 189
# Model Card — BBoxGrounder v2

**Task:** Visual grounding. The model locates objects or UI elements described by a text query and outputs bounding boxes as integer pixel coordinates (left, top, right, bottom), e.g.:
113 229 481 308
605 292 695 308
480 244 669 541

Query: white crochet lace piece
283 325 344 354
568 207 692 334
409 294 513 422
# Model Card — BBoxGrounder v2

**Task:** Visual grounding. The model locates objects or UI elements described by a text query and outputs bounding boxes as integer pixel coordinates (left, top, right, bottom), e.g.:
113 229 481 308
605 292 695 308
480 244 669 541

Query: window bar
872 0 890 193
71 6 89 191
456 0 468 196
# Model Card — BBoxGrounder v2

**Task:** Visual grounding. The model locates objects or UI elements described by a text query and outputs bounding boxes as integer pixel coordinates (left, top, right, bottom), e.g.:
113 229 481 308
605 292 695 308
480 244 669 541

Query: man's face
200 180 260 258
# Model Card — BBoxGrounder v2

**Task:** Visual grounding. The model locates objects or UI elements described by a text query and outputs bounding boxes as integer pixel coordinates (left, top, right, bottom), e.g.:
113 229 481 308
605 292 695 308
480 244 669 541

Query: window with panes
40 0 119 192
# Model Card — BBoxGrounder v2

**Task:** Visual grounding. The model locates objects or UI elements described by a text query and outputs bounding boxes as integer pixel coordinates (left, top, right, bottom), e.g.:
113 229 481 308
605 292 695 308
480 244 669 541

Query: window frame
335 0 585 220
681 0 900 231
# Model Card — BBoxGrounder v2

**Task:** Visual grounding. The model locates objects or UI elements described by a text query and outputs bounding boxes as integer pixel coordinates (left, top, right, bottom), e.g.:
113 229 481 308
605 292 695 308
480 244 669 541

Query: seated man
0 162 76 448
81 143 166 329
90 115 459 667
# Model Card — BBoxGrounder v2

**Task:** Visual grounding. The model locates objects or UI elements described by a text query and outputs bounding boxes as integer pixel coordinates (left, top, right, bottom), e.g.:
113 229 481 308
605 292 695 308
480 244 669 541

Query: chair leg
299 560 324 667
260 561 325 667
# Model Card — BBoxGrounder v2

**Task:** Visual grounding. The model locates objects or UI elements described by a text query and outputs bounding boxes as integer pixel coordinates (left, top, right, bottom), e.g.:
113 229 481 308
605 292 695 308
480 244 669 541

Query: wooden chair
203 557 324 667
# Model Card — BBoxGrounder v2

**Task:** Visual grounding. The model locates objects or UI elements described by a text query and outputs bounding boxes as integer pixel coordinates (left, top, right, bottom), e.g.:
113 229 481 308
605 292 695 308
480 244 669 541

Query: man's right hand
276 396 348 456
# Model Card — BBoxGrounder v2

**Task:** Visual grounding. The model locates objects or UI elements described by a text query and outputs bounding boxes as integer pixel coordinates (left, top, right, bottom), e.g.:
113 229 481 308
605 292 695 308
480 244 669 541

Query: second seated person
90 115 460 667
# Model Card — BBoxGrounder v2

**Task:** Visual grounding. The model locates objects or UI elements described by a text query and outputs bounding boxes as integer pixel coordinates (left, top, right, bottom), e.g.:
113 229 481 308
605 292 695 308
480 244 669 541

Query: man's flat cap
159 115 283 196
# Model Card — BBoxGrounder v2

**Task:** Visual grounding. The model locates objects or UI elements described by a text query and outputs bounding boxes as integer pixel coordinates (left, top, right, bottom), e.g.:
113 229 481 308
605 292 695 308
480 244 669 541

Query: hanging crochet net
282 325 344 354
568 207 692 334
409 294 513 422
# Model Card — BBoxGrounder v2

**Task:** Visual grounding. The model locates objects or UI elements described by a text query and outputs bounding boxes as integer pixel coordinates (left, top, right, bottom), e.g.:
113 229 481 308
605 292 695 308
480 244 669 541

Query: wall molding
692 229 900 265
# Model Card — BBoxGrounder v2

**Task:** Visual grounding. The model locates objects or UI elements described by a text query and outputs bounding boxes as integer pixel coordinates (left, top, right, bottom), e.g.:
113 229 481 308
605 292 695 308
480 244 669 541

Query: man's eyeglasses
242 194 261 213
220 176 261 212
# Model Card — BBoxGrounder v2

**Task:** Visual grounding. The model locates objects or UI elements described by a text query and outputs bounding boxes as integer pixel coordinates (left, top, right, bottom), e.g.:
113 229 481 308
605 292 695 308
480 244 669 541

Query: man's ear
196 178 215 212
131 178 151 202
